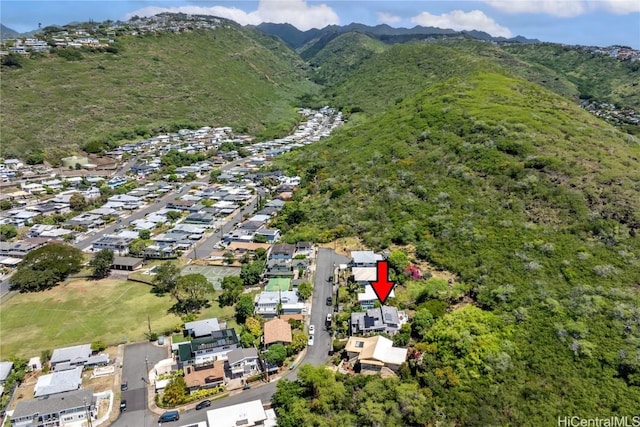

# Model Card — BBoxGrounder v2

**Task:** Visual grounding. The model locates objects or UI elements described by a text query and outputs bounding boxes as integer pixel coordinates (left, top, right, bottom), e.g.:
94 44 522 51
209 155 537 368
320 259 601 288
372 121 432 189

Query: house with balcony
254 291 305 318
264 243 295 277
176 328 239 367
225 348 260 378
344 335 407 373
10 388 96 427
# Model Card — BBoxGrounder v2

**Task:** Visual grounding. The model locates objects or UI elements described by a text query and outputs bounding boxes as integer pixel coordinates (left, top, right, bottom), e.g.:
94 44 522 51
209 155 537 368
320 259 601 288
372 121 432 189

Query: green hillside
316 40 579 117
303 32 387 86
273 70 640 423
503 43 640 108
0 26 317 159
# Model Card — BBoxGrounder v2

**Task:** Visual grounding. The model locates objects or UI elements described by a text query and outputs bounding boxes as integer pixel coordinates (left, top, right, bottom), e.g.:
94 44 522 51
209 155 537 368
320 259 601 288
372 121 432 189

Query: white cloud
377 12 402 25
594 0 640 14
410 10 513 37
124 0 339 31
483 0 639 17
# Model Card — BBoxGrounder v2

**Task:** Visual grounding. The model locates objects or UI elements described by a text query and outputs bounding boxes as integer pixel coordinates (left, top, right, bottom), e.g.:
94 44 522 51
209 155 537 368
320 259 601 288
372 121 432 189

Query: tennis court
181 265 241 290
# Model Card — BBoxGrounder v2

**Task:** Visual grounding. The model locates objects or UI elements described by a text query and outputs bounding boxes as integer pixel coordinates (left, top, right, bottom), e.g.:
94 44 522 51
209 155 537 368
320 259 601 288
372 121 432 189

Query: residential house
34 367 83 397
358 284 396 310
0 361 13 384
345 335 408 373
225 347 260 378
254 291 304 318
10 388 96 427
183 361 225 392
0 239 50 258
111 256 143 271
205 399 277 427
350 306 405 336
350 251 384 268
50 344 91 371
226 242 271 258
254 228 280 243
263 318 292 348
65 213 104 229
91 235 135 255
184 317 221 339
265 243 295 277
176 328 240 367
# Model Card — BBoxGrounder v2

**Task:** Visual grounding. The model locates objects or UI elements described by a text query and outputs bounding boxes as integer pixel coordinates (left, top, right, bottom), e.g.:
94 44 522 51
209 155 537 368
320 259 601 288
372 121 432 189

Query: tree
128 239 147 257
235 294 255 323
245 317 262 337
138 229 151 240
265 343 287 366
165 210 181 222
297 282 312 300
0 224 18 240
240 260 263 286
0 200 12 210
218 276 243 307
173 273 209 314
162 375 187 406
89 249 114 279
91 341 106 352
291 331 308 352
253 234 268 243
411 308 434 339
223 251 235 265
69 193 87 211
10 243 83 292
392 323 411 347
152 262 180 294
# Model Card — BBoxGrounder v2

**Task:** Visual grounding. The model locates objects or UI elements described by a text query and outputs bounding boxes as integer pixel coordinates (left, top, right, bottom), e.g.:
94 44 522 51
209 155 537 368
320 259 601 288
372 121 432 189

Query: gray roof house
184 317 221 338
350 306 402 336
11 388 96 427
34 367 83 397
0 361 13 382
50 344 92 371
350 251 384 267
225 348 259 378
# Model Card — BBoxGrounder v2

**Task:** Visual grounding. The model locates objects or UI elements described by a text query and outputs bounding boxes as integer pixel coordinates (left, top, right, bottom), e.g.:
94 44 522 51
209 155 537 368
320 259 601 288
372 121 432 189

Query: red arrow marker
371 260 395 305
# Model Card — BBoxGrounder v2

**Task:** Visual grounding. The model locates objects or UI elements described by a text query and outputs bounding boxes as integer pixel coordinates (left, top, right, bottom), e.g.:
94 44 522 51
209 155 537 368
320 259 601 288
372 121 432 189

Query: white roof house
206 399 277 427
351 251 383 267
34 367 82 397
50 344 91 371
352 267 378 282
357 284 395 307
184 317 221 338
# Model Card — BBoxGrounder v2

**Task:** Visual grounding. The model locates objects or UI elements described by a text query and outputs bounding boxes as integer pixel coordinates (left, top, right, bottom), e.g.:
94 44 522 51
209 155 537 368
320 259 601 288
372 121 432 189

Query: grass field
180 265 241 291
0 277 238 359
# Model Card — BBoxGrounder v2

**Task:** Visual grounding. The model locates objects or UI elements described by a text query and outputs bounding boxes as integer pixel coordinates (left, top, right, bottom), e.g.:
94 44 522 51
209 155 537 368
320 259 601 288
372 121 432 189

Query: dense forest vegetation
272 41 640 424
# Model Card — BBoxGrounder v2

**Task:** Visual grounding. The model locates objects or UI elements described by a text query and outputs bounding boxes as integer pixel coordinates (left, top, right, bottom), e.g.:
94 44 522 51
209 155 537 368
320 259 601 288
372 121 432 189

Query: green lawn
0 277 238 359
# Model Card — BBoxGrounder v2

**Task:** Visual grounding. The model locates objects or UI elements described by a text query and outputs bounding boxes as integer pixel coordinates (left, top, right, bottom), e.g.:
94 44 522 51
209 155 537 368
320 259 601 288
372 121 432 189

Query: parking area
180 265 241 290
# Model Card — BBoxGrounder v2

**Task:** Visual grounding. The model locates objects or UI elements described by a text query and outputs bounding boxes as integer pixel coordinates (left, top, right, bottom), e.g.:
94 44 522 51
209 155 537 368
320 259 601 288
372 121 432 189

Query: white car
308 335 314 346
308 325 315 335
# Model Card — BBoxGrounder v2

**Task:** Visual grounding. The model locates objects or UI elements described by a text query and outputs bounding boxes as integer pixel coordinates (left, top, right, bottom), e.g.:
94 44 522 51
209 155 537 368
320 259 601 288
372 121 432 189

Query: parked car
243 383 251 390
326 313 332 324
120 400 127 412
326 296 333 306
308 335 315 346
308 325 315 335
159 410 180 423
328 275 333 282
195 400 211 410
120 381 128 391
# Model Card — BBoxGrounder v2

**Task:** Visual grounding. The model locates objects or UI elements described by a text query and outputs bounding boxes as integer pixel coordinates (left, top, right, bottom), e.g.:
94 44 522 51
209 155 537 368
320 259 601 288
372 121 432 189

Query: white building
206 399 277 427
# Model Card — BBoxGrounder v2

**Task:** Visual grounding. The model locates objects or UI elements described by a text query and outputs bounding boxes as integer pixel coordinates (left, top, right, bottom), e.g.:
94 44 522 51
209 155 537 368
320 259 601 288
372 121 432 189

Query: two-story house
350 306 405 336
176 328 240 367
225 347 260 378
265 243 295 277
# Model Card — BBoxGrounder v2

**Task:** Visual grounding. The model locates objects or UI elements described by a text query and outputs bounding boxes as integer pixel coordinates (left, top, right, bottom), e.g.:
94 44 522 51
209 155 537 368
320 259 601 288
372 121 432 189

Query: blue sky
1 0 639 47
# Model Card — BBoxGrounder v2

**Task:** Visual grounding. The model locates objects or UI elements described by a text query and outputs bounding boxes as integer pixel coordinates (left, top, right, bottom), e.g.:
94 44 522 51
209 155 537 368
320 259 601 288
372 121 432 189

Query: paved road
306 248 350 366
113 342 170 427
184 195 259 260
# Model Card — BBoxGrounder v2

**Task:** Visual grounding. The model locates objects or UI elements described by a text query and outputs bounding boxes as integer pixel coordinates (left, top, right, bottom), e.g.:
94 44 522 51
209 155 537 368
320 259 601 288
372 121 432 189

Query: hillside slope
315 40 578 116
274 70 640 422
0 25 316 159
503 43 640 109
